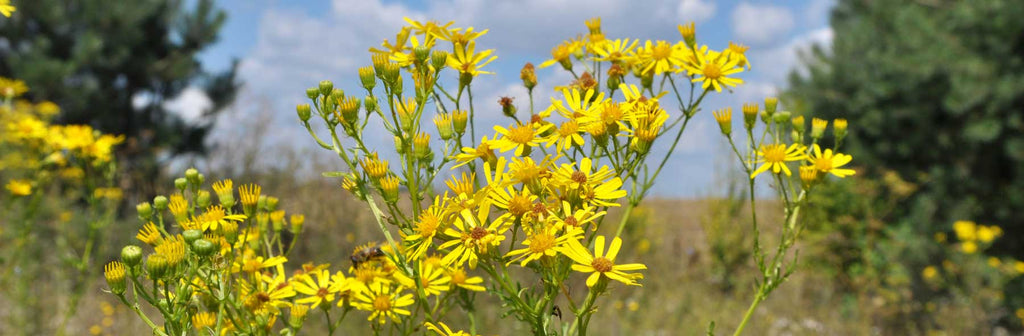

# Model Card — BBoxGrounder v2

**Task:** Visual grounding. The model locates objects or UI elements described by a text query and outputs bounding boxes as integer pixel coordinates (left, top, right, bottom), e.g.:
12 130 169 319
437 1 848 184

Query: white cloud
164 86 212 123
677 0 716 23
731 3 795 46
748 27 833 84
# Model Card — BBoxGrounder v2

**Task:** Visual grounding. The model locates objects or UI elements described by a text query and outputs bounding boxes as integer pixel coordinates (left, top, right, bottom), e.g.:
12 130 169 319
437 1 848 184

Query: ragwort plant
103 16 855 336
1 75 123 335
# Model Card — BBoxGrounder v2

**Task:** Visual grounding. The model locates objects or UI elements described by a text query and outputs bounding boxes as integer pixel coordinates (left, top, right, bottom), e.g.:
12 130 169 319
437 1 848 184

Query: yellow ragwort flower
353 283 414 324
293 269 338 309
685 47 744 92
560 235 646 287
447 41 497 77
807 144 855 178
750 143 806 178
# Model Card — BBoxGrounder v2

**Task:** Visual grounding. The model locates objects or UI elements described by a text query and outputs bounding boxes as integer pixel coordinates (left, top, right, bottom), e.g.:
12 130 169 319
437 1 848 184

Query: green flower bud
364 95 378 114
193 239 216 257
773 111 791 124
146 254 168 279
297 104 312 122
196 190 211 209
319 80 334 96
764 97 778 116
183 229 203 245
306 87 319 99
185 168 200 185
121 245 143 267
174 178 187 192
358 67 376 91
330 88 344 102
431 51 449 71
153 196 169 210
136 202 153 221
266 196 279 211
413 46 431 64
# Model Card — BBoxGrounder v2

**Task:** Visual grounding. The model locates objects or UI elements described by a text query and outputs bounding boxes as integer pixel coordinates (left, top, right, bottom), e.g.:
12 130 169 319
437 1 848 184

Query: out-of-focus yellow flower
1014 261 1024 274
5 179 31 196
0 76 27 97
976 225 1001 243
0 0 14 18
953 220 977 242
921 266 938 280
192 312 216 331
447 267 485 291
593 38 638 64
539 41 578 70
988 257 1002 268
961 241 978 254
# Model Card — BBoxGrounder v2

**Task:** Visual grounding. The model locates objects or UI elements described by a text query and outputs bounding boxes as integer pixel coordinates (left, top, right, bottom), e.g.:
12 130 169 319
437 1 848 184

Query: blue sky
175 0 836 197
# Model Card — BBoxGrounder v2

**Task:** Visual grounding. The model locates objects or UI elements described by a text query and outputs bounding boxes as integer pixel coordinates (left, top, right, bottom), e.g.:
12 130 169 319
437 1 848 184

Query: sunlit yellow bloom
506 226 582 267
240 274 295 313
390 34 437 67
593 38 638 64
636 40 684 75
560 235 646 287
538 41 578 69
727 42 751 69
137 222 163 245
551 157 614 191
438 206 506 268
425 321 479 336
545 120 585 152
506 155 554 190
490 123 552 157
195 205 246 231
437 26 489 46
684 47 744 92
5 179 31 196
489 184 537 220
232 251 288 274
556 201 606 231
403 17 454 38
447 42 497 77
446 267 485 291
452 135 497 169
550 88 605 121
807 144 855 178
369 27 412 56
353 283 414 324
192 312 217 331
403 199 448 259
750 143 807 178
394 262 450 297
293 269 337 309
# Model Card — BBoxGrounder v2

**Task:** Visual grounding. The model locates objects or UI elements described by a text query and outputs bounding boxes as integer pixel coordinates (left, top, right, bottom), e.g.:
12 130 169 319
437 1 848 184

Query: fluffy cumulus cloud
677 0 716 23
731 2 795 46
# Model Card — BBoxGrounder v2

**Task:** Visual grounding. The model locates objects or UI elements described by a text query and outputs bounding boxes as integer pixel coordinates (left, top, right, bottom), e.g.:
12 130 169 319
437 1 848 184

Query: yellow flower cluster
538 19 746 92
951 220 1002 254
1 77 124 197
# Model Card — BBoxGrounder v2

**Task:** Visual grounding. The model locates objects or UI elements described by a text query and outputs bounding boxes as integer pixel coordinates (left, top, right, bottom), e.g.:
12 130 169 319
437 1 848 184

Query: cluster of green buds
105 169 311 336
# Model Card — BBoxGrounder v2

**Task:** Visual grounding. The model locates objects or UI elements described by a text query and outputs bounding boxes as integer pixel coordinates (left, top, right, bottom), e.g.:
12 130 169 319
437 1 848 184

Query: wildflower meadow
3 0 1024 335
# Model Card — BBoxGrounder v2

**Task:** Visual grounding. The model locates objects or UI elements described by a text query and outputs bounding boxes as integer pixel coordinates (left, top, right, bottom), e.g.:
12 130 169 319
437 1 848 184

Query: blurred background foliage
0 0 239 196
786 0 1024 253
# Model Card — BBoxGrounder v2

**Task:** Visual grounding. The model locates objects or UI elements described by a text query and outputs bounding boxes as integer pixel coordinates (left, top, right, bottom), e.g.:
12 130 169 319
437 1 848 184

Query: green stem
732 292 763 336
